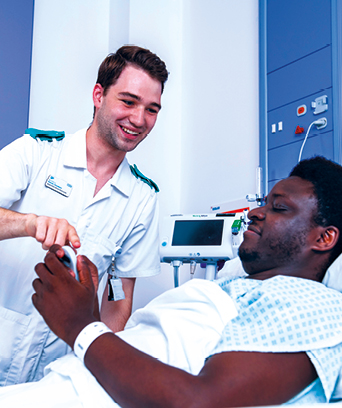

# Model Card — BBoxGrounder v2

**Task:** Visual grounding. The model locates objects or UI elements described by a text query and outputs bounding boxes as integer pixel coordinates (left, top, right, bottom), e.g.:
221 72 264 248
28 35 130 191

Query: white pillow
322 253 342 292
216 257 247 280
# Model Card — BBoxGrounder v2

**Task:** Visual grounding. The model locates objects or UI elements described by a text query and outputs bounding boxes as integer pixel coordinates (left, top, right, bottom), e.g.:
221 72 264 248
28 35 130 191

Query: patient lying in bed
2 156 342 408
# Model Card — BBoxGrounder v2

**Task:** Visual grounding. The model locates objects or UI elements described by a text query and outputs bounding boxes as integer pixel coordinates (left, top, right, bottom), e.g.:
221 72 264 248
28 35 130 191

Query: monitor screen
171 219 224 246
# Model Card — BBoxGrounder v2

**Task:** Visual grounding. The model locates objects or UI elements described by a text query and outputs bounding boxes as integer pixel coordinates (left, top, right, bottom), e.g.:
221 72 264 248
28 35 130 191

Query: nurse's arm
100 277 136 332
0 207 80 249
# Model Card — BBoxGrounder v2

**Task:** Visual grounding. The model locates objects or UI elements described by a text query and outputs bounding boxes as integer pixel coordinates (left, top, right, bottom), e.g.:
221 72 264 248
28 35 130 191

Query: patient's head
290 156 342 263
239 156 342 279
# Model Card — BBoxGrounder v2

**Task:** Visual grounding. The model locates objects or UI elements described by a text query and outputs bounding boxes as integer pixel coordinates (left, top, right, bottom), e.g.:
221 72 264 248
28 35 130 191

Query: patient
1 156 342 408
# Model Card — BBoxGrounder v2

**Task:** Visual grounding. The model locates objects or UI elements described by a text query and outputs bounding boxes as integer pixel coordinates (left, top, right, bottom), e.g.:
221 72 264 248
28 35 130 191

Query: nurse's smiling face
93 64 162 153
239 176 319 277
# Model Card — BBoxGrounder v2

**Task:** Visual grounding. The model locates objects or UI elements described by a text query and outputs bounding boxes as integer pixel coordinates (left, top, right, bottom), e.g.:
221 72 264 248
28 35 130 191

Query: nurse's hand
26 213 81 250
32 245 99 346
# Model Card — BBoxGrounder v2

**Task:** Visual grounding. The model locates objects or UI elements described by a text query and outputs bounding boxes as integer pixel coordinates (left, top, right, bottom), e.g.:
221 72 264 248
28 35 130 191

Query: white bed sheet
0 279 237 407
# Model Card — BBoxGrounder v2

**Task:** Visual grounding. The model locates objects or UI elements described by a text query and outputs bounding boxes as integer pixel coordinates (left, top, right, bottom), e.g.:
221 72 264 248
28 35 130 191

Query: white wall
29 0 111 132
29 0 259 311
181 1 259 213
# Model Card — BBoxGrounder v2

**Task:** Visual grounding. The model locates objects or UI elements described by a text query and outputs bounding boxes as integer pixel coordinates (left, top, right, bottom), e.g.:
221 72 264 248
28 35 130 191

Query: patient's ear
312 226 340 252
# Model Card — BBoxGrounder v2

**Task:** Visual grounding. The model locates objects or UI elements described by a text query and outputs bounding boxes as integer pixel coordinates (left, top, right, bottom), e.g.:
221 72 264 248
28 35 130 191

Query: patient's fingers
44 250 71 278
49 244 64 258
78 255 99 292
32 277 42 293
34 261 53 282
32 271 51 311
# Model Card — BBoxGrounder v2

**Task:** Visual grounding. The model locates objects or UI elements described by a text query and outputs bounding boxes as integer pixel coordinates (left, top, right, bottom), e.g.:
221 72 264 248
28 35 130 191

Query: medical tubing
171 260 182 287
74 322 113 362
190 260 197 279
173 265 180 287
298 121 315 163
298 118 326 163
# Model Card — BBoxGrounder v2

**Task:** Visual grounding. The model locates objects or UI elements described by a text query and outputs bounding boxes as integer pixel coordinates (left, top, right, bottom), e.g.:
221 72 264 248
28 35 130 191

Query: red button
297 104 307 116
295 126 304 134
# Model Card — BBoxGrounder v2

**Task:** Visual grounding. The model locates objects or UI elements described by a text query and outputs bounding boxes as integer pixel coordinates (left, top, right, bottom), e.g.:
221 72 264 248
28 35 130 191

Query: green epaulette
130 164 159 192
25 128 65 142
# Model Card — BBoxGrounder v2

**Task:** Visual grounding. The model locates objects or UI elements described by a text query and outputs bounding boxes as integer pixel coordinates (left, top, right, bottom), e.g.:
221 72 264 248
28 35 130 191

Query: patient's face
239 176 318 276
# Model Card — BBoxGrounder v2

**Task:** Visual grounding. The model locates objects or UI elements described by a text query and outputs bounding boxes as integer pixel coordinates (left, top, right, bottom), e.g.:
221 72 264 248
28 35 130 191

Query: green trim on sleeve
130 164 159 192
25 128 65 142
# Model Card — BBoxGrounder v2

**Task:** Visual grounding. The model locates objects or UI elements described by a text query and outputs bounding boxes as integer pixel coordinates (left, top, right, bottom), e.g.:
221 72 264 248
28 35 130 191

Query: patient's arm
32 249 317 408
0 207 80 249
85 336 316 408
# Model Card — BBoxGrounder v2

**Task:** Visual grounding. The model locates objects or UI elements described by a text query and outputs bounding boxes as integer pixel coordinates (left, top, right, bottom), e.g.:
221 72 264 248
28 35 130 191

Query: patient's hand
32 245 99 347
52 245 100 293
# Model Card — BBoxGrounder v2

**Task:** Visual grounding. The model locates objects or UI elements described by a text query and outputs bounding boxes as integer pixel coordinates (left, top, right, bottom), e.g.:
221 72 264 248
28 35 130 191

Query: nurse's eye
147 107 158 114
122 100 134 106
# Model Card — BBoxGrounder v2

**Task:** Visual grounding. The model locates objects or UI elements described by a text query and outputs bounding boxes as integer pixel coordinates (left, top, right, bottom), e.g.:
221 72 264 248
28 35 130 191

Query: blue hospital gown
212 275 342 404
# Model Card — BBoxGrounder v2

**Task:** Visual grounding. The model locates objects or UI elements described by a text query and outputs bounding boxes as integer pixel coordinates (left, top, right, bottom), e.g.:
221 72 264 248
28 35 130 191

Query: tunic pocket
0 306 31 386
79 233 119 281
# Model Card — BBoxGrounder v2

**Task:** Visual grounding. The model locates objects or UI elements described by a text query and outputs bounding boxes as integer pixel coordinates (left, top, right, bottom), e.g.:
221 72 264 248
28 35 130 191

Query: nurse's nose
130 107 145 128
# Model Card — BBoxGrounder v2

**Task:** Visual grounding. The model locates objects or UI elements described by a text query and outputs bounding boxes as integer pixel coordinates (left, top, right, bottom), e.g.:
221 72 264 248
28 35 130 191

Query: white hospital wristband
74 322 113 362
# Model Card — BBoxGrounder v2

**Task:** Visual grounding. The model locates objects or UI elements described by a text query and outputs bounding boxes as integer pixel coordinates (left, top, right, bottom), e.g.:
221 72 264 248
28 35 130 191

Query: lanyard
107 255 125 301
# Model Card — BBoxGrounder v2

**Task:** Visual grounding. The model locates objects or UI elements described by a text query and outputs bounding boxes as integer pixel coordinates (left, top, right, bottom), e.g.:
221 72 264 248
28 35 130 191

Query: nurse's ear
312 226 339 253
93 84 105 110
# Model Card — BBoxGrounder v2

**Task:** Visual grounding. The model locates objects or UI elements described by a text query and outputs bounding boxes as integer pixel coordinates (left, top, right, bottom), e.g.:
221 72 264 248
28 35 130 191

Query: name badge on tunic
45 175 72 197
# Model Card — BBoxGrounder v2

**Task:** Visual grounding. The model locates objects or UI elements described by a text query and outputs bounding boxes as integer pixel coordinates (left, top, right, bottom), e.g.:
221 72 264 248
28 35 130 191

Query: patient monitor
160 213 246 286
